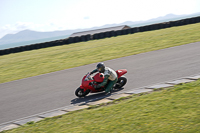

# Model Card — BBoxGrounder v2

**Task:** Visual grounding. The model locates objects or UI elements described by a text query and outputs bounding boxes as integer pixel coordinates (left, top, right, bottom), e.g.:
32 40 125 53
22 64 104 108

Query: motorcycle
75 69 127 97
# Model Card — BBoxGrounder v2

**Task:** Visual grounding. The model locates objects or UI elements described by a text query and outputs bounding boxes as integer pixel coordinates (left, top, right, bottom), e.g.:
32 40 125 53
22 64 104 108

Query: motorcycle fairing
81 75 93 90
93 73 104 82
80 73 105 93
116 69 127 78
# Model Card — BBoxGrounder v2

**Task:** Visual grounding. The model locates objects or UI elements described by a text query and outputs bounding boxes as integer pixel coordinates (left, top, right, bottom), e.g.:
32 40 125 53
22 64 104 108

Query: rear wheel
75 87 90 97
114 76 127 89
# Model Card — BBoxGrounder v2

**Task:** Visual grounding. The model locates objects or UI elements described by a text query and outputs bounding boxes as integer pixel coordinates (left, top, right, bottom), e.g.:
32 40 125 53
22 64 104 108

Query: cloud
0 24 17 39
14 22 33 30
0 22 45 38
84 16 90 20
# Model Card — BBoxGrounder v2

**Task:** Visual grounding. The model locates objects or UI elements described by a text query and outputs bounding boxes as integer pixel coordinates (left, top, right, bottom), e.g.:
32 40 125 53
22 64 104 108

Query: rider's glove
86 72 91 75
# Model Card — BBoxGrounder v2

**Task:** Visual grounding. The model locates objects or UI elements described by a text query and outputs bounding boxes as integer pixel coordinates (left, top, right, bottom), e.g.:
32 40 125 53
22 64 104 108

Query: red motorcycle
75 69 127 97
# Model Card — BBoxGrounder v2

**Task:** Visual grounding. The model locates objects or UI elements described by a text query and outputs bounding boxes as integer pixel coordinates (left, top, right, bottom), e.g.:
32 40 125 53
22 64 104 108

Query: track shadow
71 87 125 105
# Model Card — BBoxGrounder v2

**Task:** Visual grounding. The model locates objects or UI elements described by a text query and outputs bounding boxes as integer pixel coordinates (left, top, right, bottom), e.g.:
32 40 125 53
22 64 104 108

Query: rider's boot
105 78 117 94
105 87 113 95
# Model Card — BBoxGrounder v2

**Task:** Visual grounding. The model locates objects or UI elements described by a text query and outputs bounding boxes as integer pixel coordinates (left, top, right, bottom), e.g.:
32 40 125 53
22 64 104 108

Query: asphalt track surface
1 42 200 124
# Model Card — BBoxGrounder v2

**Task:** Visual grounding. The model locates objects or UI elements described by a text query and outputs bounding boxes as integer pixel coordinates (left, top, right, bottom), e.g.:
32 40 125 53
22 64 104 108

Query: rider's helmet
96 62 105 73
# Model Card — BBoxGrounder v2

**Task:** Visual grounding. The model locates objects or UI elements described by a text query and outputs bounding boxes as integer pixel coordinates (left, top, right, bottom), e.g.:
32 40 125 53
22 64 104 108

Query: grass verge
0 23 200 83
3 80 200 133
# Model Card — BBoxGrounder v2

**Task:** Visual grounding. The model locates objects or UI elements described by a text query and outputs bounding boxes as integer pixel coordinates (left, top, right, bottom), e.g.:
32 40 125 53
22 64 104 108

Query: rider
90 62 118 94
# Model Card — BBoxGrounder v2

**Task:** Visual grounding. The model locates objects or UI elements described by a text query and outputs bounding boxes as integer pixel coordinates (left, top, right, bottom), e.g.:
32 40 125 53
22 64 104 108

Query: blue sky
0 0 200 38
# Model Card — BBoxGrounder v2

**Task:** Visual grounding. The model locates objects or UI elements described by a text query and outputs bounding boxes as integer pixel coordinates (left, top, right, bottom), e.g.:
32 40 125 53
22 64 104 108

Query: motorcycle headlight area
84 76 93 81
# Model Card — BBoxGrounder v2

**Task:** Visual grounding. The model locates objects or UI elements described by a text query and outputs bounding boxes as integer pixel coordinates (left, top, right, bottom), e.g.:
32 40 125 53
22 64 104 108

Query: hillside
0 30 74 45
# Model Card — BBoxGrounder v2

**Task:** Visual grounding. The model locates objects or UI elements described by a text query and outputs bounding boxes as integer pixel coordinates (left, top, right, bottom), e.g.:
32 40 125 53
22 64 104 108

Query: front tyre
114 76 127 89
75 87 90 98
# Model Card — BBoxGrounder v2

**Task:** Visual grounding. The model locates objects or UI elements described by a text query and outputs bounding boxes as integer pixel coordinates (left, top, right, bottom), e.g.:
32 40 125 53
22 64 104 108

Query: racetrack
0 42 200 124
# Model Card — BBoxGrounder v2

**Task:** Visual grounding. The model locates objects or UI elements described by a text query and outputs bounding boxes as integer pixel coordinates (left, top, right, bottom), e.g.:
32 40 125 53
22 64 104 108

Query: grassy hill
3 79 200 133
0 23 200 84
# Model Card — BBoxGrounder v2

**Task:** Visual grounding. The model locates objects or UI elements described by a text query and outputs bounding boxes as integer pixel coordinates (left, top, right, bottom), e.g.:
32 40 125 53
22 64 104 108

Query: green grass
3 80 200 133
1 23 200 83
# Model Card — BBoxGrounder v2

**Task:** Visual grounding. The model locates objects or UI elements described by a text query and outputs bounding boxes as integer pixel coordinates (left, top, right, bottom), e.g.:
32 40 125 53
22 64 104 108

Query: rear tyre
75 87 90 98
114 76 127 89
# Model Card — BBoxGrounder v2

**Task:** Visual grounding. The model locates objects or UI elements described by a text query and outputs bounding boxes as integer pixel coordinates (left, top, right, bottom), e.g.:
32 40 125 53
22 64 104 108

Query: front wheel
75 87 90 98
114 76 127 89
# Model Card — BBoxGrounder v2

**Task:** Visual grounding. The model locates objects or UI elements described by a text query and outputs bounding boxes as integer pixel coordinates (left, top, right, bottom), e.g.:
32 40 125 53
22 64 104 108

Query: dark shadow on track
71 88 125 105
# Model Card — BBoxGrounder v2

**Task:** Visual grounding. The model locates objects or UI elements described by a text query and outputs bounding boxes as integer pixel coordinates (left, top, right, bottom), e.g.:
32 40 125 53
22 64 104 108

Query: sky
0 0 200 39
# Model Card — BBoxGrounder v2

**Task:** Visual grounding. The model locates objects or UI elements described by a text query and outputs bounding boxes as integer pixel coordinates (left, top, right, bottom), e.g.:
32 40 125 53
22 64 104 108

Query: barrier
0 50 4 55
99 32 106 39
115 30 122 36
8 48 15 53
110 31 115 37
148 24 154 31
4 49 10 55
197 16 200 23
121 29 129 35
80 35 86 41
126 28 133 34
1 16 200 56
73 36 80 43
68 37 74 44
19 46 24 52
184 19 190 25
43 42 51 48
24 45 30 51
150 24 157 30
139 26 145 32
142 26 148 31
50 40 57 46
80 34 91 42
62 38 69 45
163 22 171 28
86 34 91 41
16 47 21 52
35 43 40 49
92 33 99 40
131 27 139 33
105 31 111 38
55 40 64 46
